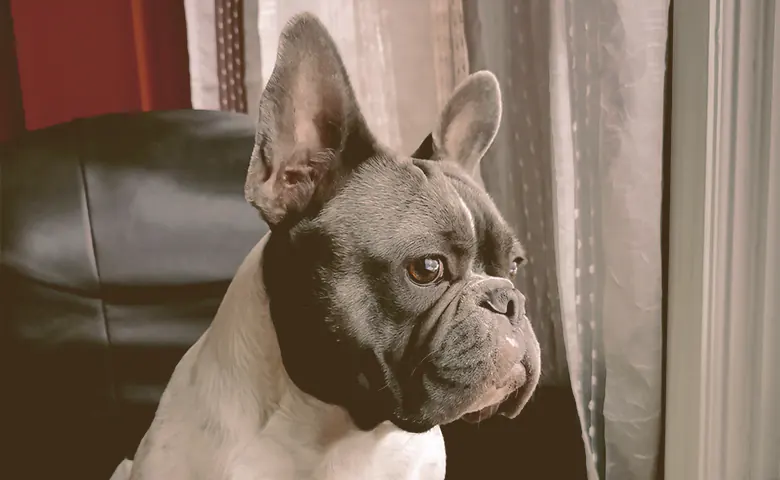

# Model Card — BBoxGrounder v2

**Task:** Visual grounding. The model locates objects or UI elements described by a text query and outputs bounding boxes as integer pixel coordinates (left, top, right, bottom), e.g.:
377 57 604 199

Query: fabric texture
184 0 263 113
464 1 669 478
551 2 668 478
1 111 268 480
186 0 464 154
7 0 191 133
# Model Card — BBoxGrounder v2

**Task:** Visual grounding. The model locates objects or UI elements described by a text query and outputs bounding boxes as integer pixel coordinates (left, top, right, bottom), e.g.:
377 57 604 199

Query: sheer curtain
183 1 670 479
184 0 467 155
463 1 669 479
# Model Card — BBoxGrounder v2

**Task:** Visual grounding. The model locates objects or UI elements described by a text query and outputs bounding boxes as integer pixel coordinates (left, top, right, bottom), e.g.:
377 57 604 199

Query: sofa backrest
1 110 268 479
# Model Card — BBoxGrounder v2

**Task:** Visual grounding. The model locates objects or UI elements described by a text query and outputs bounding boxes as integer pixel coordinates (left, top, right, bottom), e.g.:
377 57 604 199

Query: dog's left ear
245 12 377 228
412 71 502 176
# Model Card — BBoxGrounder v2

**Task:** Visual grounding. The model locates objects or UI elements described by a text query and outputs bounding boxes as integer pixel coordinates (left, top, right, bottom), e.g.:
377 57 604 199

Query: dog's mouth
460 388 522 423
384 358 538 432
461 402 504 423
459 358 537 424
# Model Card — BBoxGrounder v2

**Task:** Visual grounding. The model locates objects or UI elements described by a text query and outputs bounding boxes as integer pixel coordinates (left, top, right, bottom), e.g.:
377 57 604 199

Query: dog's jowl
118 12 541 480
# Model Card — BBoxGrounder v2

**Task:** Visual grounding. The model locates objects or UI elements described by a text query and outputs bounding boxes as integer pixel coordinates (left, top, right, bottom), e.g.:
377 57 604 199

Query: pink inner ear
294 117 323 149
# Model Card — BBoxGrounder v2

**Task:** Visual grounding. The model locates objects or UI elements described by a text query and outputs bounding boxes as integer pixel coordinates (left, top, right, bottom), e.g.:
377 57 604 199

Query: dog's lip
459 362 530 424
460 385 531 424
460 402 503 424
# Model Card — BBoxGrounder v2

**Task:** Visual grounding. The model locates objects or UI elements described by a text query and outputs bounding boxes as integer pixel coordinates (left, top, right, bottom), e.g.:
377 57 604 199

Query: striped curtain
183 0 468 154
184 0 262 113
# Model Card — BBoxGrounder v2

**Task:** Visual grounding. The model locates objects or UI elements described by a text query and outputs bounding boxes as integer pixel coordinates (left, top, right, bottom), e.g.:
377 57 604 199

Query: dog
114 12 541 480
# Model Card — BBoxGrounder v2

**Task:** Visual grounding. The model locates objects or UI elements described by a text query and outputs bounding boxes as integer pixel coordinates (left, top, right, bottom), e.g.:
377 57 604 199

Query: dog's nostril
505 298 516 318
480 289 515 317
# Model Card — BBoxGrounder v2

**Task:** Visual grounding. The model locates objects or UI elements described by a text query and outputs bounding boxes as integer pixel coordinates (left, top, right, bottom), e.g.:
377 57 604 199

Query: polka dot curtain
463 1 668 479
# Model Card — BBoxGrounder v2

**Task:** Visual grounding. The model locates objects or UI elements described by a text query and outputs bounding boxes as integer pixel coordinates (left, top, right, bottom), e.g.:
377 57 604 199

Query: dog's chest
226 422 446 480
132 380 446 480
130 335 446 480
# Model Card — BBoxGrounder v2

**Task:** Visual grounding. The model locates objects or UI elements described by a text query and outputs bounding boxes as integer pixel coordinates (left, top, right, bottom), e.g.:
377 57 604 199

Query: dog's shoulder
129 334 220 479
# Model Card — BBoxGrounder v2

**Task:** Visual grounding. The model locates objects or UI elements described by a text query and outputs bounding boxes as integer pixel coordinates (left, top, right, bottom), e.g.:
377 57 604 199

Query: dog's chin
459 362 538 424
388 415 440 434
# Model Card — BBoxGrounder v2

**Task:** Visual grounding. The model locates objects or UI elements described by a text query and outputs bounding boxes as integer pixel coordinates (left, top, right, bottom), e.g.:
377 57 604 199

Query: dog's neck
190 234 358 440
126 235 445 480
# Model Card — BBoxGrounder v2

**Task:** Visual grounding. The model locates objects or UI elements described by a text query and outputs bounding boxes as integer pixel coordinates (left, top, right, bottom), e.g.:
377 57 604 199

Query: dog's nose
480 288 523 322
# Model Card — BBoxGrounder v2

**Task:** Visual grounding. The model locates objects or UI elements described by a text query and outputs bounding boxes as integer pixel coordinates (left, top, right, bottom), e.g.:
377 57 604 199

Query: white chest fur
123 237 446 480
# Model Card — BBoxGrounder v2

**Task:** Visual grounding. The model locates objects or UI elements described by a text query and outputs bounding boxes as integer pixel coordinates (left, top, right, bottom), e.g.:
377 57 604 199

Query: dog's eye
509 257 525 278
406 257 444 285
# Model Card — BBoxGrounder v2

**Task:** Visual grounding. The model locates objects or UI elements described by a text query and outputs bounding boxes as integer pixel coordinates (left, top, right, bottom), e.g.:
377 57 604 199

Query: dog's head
247 13 541 433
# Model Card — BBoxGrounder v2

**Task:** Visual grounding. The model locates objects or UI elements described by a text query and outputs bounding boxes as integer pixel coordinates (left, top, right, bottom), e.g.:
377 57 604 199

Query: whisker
410 350 437 377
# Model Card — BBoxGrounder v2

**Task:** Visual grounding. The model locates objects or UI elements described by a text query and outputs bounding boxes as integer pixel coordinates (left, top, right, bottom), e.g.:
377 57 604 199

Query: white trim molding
665 0 780 479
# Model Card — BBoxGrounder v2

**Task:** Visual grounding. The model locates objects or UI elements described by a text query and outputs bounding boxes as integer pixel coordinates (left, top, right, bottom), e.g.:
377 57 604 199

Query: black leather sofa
1 110 585 480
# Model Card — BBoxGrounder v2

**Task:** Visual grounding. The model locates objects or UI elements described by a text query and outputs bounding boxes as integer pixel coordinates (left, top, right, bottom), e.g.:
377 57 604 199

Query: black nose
480 287 523 322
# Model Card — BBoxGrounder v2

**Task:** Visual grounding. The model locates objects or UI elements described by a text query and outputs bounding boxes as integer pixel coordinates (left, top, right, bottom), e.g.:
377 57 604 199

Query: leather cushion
1 110 268 479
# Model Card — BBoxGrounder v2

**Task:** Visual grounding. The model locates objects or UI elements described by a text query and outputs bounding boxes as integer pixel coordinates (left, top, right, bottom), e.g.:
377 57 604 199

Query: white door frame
665 0 780 479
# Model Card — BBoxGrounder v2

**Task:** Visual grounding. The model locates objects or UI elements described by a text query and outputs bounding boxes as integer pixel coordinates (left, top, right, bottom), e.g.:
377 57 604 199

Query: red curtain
0 0 192 143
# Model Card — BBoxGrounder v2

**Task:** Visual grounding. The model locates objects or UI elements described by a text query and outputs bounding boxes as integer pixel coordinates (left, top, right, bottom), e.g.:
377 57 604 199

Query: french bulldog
115 12 540 480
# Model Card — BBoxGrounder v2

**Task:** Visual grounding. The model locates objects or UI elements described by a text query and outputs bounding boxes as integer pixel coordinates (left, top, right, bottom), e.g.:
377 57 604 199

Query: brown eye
406 257 444 285
509 257 525 278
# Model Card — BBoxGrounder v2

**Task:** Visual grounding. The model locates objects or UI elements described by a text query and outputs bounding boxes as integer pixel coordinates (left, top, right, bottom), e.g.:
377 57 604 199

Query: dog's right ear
412 71 502 177
245 13 376 228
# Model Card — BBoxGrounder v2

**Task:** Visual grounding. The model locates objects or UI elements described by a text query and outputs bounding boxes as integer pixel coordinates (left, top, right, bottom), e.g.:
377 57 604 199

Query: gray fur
247 12 540 433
